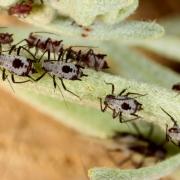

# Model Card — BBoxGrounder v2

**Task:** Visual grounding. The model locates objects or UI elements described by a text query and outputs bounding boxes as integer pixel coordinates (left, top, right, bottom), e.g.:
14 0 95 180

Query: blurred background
0 0 179 180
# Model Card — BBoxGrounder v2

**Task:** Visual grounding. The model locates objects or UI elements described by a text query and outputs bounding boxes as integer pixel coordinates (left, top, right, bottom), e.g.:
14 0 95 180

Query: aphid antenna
16 46 37 61
32 31 59 36
0 27 8 29
160 107 178 126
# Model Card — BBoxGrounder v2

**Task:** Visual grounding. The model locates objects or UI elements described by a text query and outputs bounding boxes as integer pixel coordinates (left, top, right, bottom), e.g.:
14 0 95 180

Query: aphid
8 0 44 17
14 32 64 59
0 27 14 52
37 56 88 98
0 46 42 84
65 48 109 71
161 108 180 147
99 82 145 123
107 123 167 168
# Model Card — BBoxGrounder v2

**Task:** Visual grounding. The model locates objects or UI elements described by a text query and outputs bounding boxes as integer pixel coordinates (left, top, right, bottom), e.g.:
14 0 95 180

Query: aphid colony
0 29 109 98
0 27 179 171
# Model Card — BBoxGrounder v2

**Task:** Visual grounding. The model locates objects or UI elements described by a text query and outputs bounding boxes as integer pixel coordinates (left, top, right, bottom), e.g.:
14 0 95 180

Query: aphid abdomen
43 61 79 80
0 54 33 76
107 97 137 114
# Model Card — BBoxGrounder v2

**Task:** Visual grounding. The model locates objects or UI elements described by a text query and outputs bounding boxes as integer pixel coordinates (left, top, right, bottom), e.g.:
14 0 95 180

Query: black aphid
99 82 145 123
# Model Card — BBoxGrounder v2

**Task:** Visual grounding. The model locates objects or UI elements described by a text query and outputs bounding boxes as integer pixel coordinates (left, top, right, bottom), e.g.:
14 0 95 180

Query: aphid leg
98 97 108 112
52 75 57 89
118 88 128 96
2 69 8 81
27 72 46 82
11 74 30 83
8 44 17 54
161 107 178 126
37 50 48 62
120 113 140 123
105 82 115 94
59 78 80 99
57 49 64 61
165 124 169 142
17 46 36 61
112 110 119 119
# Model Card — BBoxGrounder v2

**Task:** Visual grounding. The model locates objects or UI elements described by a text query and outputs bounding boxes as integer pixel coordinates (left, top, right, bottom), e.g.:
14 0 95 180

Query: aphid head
172 83 180 91
104 94 116 104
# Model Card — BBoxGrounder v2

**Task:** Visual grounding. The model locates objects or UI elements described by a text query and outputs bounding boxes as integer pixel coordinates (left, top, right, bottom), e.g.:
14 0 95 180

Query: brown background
0 0 180 180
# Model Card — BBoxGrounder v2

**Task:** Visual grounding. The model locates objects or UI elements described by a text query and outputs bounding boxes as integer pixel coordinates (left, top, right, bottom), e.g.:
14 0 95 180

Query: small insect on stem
13 32 64 60
161 107 180 147
107 122 167 168
38 52 88 99
65 48 109 71
0 45 42 86
99 82 146 123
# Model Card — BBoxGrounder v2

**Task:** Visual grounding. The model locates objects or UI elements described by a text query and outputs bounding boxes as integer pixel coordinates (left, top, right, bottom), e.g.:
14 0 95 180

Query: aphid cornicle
107 123 167 168
99 82 145 123
0 46 43 84
161 108 180 147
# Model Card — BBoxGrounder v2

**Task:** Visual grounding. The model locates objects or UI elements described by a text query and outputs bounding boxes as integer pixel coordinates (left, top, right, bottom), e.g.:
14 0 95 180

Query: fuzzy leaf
89 154 180 180
48 0 135 26
20 8 165 41
124 16 180 62
1 1 164 41
101 42 180 87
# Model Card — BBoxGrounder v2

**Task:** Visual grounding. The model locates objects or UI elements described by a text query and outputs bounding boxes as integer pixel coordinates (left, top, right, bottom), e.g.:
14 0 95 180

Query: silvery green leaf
48 0 136 26
0 27 179 137
101 42 180 87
